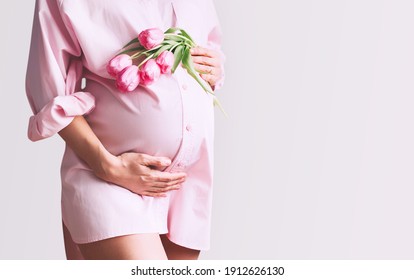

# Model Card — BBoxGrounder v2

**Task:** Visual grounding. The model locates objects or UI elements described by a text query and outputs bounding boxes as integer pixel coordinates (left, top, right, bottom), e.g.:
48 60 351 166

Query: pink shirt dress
25 0 224 250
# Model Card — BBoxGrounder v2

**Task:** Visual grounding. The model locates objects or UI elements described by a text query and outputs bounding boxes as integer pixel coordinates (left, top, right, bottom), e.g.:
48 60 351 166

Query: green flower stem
117 46 144 56
169 43 183 52
169 41 194 50
137 53 155 68
143 44 164 53
164 33 195 47
130 51 146 60
130 43 166 59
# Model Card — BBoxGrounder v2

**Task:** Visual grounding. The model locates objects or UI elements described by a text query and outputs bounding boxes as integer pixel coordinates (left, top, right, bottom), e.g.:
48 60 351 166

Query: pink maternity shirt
26 0 224 250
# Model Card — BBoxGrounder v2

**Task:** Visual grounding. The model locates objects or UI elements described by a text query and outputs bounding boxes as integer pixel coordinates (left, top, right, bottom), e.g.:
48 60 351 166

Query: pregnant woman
26 0 224 260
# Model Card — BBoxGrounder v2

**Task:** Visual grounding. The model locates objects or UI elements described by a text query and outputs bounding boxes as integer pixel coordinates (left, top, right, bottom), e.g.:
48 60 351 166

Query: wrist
91 145 118 180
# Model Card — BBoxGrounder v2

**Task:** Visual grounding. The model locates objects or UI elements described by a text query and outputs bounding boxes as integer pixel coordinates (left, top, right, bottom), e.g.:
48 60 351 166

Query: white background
1 0 414 259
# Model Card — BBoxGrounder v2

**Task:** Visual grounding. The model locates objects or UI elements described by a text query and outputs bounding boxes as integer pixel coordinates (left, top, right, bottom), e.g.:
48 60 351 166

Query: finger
150 178 185 188
140 154 171 167
145 170 187 182
193 62 222 77
190 46 216 58
149 183 182 193
193 63 216 75
145 184 181 194
200 73 217 86
141 191 167 198
191 55 219 67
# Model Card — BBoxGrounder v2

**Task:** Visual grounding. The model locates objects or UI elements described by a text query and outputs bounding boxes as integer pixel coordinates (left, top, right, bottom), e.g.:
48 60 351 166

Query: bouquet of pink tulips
107 27 225 114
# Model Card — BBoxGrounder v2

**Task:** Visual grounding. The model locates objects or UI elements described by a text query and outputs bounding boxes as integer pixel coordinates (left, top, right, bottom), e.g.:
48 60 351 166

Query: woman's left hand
191 46 223 89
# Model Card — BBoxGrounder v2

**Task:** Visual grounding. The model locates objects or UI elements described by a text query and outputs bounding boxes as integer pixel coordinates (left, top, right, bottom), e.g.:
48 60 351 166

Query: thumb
140 154 171 167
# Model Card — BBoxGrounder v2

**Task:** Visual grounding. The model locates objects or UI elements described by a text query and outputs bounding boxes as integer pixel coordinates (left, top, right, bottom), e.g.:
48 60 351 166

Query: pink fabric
26 0 223 250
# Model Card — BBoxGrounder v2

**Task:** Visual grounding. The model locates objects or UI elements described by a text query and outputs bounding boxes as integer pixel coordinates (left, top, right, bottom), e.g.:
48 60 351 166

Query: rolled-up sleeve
25 0 95 142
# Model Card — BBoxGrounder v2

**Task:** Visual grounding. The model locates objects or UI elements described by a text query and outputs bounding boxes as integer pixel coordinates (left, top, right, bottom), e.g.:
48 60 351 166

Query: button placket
169 70 193 172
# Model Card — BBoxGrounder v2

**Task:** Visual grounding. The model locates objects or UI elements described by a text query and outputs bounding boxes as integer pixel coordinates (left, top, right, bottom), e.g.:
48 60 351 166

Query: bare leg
160 234 200 260
62 221 84 260
78 233 168 260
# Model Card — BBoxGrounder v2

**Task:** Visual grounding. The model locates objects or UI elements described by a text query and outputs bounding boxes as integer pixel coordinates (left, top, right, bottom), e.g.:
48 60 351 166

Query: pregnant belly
84 77 183 161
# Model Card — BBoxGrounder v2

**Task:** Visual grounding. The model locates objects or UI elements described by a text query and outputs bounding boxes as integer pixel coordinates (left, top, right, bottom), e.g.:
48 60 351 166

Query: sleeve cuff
28 91 95 142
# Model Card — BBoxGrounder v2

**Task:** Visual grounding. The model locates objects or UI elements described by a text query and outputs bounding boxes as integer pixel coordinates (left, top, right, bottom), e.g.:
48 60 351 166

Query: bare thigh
77 233 168 260
63 221 84 260
160 234 200 260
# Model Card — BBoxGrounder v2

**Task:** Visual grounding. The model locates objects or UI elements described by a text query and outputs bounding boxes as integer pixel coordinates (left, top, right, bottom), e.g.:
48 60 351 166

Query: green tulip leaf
161 40 178 46
123 37 139 49
171 45 184 73
117 46 145 56
164 27 180 34
182 48 212 93
181 49 227 115
164 34 183 43
179 28 195 44
154 44 172 57
212 96 228 117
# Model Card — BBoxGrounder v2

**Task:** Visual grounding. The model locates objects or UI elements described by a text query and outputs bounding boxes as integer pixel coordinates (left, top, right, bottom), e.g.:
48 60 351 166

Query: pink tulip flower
106 54 133 77
156 50 175 74
116 65 140 92
139 59 161 86
138 28 165 50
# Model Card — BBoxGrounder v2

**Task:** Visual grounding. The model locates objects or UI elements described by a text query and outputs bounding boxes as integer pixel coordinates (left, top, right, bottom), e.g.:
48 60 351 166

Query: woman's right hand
97 152 187 198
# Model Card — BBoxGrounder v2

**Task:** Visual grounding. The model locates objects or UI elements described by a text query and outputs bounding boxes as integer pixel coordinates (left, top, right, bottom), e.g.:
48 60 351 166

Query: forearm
58 116 115 178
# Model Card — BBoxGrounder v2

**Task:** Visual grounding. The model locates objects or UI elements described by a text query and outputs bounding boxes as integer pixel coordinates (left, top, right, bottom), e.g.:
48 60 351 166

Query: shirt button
182 84 188 91
186 124 192 132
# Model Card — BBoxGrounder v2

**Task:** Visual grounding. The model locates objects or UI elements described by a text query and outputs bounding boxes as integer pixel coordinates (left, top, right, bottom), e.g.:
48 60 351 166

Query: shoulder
173 0 219 42
58 0 87 12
